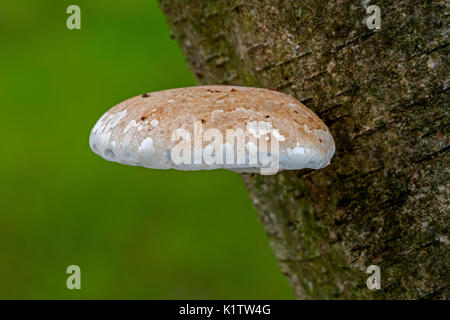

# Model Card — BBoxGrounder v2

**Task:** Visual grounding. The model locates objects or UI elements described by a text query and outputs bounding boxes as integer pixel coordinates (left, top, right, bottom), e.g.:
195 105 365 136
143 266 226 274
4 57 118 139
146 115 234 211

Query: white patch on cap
137 137 158 167
247 121 285 141
124 120 138 134
271 130 285 142
150 119 159 128
247 121 271 138
90 109 127 158
124 119 147 133
138 137 154 154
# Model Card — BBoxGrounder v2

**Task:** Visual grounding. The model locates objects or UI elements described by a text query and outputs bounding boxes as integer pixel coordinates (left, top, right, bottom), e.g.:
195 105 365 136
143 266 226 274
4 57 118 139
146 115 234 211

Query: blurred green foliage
0 0 293 299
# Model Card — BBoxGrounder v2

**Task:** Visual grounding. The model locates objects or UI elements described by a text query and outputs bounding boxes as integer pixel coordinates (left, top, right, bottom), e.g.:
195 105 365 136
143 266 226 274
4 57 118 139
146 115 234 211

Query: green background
0 0 293 299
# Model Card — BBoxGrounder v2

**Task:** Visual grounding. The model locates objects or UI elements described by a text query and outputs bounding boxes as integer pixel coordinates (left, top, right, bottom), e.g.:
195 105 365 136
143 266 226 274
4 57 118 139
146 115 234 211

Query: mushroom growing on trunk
89 85 335 175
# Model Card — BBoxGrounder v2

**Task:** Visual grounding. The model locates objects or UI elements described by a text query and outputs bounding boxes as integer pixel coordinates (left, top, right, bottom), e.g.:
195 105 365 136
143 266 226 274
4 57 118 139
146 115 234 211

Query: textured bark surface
158 0 449 299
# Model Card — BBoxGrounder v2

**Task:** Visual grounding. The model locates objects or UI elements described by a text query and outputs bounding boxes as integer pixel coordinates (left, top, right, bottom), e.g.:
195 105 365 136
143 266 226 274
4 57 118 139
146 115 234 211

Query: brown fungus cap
89 85 335 174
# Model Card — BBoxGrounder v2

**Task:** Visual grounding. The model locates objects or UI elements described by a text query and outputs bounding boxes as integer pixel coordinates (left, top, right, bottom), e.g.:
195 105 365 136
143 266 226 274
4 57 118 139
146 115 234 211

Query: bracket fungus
89 85 335 175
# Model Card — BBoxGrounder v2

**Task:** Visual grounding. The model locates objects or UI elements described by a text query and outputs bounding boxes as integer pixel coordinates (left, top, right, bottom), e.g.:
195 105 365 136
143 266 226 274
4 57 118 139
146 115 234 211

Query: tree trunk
158 0 449 299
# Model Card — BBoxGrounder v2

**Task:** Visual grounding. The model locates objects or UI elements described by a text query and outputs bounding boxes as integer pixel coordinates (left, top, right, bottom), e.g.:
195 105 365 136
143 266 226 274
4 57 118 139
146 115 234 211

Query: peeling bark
158 0 449 299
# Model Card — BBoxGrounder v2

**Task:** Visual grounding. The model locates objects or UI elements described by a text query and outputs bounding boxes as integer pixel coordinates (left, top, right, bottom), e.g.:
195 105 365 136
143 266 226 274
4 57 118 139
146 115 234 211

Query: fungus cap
89 85 335 174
